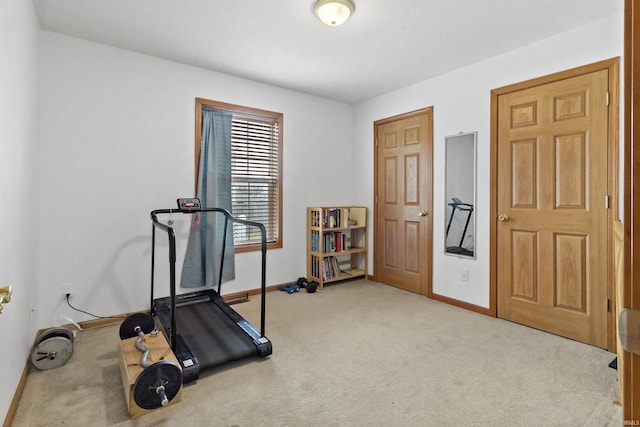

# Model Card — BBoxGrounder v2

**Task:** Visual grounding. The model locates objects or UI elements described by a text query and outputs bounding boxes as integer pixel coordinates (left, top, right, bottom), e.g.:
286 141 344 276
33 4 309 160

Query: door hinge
375 195 378 204
606 298 610 312
606 91 610 106
605 195 610 209
375 138 379 147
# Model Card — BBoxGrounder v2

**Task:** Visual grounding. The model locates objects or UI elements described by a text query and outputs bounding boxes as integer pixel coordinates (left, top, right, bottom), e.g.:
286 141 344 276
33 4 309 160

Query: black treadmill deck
153 289 272 382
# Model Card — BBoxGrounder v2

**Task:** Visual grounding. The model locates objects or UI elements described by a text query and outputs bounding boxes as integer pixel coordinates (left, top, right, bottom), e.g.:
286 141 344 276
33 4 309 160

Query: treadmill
445 197 474 257
150 198 272 383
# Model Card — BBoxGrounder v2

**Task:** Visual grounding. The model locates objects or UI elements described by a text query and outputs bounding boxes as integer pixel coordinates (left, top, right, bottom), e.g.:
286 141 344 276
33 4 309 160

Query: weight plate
119 312 155 340
31 336 73 370
133 361 182 410
36 327 74 345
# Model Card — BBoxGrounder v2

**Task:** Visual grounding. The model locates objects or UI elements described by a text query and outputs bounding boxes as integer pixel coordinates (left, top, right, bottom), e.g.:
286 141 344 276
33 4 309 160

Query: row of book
310 208 351 228
310 231 349 253
309 256 342 281
310 209 322 227
310 255 365 281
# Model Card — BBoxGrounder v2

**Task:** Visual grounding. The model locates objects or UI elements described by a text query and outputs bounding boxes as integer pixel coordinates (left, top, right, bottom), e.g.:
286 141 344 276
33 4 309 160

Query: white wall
0 0 40 421
38 32 354 328
353 14 624 309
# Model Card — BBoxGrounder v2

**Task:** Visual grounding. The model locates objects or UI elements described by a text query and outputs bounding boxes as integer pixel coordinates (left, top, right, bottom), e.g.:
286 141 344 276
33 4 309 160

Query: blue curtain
181 108 235 288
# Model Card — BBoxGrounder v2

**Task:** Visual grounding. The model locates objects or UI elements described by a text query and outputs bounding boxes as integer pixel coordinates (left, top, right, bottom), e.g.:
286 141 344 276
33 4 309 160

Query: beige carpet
11 279 621 426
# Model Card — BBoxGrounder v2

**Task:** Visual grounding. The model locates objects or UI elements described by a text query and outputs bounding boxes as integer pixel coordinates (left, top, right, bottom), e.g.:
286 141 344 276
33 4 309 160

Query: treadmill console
177 198 202 211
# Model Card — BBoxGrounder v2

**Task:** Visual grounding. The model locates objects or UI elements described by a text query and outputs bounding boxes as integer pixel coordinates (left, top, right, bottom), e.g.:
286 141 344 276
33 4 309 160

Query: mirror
444 132 476 258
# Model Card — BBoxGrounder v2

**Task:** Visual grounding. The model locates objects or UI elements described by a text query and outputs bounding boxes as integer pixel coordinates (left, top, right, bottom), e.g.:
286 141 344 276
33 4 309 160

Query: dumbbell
297 277 318 293
279 284 300 294
119 313 182 410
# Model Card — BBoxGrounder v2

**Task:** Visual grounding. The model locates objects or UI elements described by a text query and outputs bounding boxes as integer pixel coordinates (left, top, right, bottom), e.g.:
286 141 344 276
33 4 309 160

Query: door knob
418 210 428 217
0 285 11 315
0 285 11 303
497 213 510 222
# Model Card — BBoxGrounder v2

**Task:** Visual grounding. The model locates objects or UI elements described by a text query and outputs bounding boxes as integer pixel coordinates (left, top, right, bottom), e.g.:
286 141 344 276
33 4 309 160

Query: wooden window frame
195 97 283 252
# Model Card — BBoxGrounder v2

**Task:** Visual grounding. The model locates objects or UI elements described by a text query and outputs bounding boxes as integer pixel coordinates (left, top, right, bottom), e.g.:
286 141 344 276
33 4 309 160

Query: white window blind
231 113 280 245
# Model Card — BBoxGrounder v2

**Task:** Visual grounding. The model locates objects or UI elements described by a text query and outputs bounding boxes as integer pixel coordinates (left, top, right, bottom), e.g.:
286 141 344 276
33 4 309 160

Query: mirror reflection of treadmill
445 197 474 257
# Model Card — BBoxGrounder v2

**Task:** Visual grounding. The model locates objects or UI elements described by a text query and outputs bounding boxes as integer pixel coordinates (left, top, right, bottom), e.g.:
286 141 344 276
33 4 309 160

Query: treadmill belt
172 302 257 369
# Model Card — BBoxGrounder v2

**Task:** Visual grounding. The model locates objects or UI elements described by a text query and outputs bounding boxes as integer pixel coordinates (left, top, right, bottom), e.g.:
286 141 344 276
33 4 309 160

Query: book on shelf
322 256 343 280
341 268 364 276
321 231 347 253
311 209 321 227
323 208 342 229
315 207 362 229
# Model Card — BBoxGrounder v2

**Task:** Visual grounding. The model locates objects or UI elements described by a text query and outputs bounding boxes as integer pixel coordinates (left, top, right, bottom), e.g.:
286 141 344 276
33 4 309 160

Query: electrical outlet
62 283 75 298
460 269 469 282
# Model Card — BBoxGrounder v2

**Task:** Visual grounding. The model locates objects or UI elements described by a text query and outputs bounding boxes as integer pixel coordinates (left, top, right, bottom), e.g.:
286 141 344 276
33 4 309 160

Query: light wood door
374 108 433 295
496 70 610 348
624 0 640 420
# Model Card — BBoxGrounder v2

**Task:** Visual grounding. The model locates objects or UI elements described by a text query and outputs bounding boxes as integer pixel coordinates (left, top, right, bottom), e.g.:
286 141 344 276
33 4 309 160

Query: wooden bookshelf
307 206 367 289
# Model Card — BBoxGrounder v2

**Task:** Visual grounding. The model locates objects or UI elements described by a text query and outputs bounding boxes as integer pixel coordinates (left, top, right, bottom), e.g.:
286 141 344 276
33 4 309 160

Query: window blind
231 114 280 245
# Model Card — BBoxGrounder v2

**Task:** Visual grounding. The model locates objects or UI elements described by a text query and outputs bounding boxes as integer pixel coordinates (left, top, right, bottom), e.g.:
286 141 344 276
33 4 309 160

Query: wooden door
496 69 610 348
623 0 640 421
374 108 433 295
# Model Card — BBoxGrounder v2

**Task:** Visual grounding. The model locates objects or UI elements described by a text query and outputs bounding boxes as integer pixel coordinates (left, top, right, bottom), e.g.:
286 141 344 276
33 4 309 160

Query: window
195 98 283 252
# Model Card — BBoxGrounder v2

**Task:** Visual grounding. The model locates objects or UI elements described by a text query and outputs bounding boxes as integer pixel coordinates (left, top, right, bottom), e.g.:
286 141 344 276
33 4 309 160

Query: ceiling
33 0 622 104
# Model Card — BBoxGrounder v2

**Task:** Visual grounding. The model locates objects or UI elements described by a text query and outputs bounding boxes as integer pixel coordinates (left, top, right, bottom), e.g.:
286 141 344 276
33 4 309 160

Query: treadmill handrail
447 201 474 210
150 207 268 353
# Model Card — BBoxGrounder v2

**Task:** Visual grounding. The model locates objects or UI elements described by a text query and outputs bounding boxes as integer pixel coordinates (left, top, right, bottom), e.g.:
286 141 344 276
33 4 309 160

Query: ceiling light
313 0 355 27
